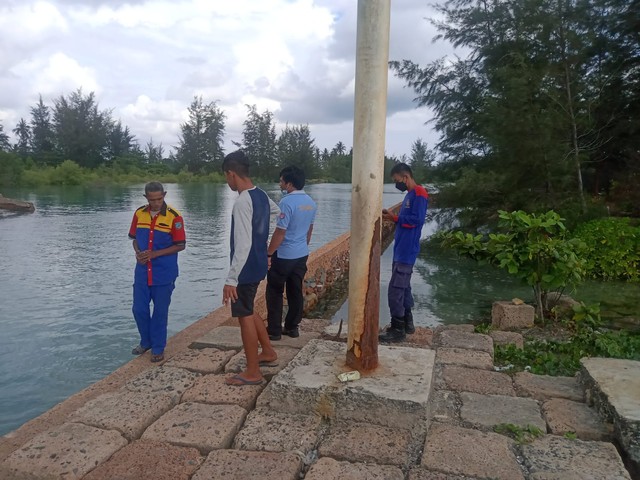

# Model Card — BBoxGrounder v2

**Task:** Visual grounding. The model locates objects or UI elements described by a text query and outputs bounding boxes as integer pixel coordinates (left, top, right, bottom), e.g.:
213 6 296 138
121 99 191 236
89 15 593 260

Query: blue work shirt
275 190 317 260
128 203 186 286
391 185 428 265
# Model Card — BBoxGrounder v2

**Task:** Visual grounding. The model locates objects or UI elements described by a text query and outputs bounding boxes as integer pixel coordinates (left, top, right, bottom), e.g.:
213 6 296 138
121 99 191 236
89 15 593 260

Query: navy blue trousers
388 262 414 319
132 282 175 355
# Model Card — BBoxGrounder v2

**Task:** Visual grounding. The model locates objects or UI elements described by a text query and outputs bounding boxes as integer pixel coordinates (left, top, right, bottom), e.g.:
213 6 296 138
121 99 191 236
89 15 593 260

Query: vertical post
347 0 390 371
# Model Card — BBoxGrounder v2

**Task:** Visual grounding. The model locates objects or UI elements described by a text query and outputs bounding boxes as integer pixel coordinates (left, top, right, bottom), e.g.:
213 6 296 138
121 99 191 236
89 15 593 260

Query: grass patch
494 423 544 444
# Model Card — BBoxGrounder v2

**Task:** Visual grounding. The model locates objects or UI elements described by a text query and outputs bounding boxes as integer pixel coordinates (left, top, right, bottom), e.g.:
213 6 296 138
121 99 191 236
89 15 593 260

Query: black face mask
395 181 407 192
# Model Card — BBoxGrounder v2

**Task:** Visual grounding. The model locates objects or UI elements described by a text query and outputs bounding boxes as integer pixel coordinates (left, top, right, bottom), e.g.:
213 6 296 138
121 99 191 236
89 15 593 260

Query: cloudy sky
0 0 453 159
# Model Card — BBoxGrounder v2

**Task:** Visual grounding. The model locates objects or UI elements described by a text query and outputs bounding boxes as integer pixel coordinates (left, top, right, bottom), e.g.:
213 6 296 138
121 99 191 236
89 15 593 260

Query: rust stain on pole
346 218 381 371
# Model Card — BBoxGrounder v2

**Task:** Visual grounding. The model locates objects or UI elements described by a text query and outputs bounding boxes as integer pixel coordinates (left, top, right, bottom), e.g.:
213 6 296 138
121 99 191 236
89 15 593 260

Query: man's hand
223 284 238 305
136 250 152 264
381 209 394 222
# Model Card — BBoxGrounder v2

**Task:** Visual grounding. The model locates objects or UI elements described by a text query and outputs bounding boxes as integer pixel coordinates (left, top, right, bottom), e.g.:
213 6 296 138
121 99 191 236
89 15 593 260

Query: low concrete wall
0 203 400 461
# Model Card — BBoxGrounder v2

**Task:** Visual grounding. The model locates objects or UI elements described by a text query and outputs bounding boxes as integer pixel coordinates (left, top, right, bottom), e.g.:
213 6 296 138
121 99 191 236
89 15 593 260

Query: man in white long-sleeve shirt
222 150 280 386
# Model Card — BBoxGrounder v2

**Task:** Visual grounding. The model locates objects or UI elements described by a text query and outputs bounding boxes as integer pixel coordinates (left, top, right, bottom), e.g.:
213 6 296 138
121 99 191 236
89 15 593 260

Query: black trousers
266 254 309 335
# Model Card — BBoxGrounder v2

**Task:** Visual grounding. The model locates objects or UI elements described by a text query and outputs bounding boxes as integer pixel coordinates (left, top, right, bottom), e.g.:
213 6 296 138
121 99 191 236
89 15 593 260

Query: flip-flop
259 360 279 367
225 374 264 386
150 353 165 363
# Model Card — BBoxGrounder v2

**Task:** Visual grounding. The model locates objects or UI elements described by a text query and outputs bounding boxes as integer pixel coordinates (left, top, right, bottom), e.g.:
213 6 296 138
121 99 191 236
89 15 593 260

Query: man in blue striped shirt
222 151 280 385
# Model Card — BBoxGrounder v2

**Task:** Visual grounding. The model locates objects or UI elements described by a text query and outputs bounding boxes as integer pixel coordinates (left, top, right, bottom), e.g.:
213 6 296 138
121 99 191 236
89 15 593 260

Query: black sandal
150 353 165 363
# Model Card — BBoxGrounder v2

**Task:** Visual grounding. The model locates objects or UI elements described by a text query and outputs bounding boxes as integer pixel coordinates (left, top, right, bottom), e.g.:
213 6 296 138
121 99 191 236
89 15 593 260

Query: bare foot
257 352 278 364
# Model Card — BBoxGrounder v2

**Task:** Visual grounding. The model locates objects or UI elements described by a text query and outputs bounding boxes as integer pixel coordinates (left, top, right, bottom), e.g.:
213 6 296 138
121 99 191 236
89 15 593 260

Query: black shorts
231 283 259 317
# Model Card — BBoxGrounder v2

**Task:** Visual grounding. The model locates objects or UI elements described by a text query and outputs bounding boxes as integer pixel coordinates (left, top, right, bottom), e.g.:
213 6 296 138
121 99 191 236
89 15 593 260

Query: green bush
495 302 640 376
51 160 85 185
572 217 640 281
442 210 587 318
0 152 25 187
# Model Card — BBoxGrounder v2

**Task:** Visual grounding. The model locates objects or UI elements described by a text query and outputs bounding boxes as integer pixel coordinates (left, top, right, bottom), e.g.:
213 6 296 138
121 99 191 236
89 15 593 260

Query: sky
0 0 454 159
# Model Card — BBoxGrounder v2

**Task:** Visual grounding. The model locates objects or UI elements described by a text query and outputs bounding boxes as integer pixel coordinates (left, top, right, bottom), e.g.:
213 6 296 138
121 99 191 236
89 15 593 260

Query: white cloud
0 0 446 158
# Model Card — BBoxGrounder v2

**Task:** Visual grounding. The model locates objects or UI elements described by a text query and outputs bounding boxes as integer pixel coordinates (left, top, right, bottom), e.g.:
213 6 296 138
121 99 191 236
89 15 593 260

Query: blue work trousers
132 282 175 355
388 262 414 319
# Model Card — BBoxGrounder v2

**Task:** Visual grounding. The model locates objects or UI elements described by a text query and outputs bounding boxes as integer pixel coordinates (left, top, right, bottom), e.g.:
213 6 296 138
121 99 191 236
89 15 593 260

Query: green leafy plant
572 218 640 281
563 432 577 440
474 323 492 334
494 423 544 444
495 302 640 376
442 210 587 319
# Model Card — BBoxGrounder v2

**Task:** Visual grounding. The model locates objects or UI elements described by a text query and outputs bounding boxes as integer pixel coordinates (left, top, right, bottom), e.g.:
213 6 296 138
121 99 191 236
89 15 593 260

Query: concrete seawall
0 205 398 461
2 202 638 479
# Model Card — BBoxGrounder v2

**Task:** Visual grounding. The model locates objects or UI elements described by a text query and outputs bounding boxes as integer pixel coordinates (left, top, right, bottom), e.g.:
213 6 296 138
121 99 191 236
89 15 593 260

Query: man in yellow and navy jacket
128 182 186 362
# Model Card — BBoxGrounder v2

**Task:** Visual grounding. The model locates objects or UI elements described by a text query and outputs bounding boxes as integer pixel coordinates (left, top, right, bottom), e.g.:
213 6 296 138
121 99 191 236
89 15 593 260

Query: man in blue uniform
222 150 280 385
266 165 317 340
129 182 186 362
379 163 428 343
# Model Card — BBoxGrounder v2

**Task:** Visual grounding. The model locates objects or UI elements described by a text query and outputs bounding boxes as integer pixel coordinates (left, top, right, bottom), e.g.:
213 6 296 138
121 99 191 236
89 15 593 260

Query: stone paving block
69 390 175 440
233 407 321 453
430 390 461 424
264 330 321 349
580 357 640 468
405 327 434 348
514 371 583 402
125 366 200 402
181 374 265 410
490 330 524 349
408 467 482 480
521 435 631 479
190 326 243 350
460 392 546 432
191 449 302 480
435 324 476 333
324 321 348 339
224 346 300 378
142 402 247 453
433 330 493 358
318 421 411 466
299 318 332 334
542 398 613 441
441 365 515 396
260 340 435 430
436 348 493 370
1 422 128 480
82 439 203 480
164 347 236 374
421 423 524 480
305 457 404 480
492 301 535 330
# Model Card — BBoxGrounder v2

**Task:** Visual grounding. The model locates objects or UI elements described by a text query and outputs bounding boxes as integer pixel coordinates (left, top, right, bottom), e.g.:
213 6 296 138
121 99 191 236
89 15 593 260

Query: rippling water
1 183 638 436
0 183 406 435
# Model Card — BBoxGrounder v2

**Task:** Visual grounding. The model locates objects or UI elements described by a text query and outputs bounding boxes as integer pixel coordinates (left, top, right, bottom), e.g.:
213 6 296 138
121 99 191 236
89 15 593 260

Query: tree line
0 90 416 185
392 0 640 225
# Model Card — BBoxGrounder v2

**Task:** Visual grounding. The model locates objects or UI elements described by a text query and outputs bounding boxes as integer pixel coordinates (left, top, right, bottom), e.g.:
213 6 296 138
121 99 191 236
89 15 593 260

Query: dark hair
390 162 413 178
144 181 164 195
280 165 305 190
222 150 250 178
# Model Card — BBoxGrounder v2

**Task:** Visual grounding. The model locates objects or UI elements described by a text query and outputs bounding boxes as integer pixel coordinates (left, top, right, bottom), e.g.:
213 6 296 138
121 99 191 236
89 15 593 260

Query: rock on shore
0 193 35 213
